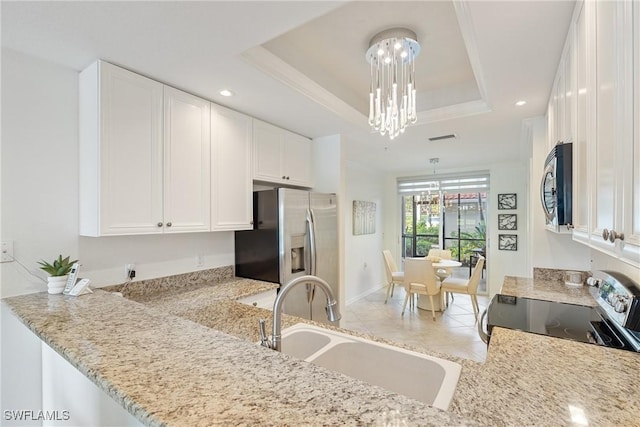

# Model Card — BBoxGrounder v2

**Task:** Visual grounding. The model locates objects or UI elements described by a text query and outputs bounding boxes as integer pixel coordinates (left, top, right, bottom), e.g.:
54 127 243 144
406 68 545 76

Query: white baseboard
345 285 387 306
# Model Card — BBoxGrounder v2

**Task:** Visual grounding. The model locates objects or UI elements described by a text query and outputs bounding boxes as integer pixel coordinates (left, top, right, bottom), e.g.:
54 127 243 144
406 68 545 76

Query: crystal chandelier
366 28 420 140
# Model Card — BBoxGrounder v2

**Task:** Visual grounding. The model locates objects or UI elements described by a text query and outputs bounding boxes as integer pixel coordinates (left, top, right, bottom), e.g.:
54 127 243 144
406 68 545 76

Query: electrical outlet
125 263 136 280
196 254 204 267
1 241 14 263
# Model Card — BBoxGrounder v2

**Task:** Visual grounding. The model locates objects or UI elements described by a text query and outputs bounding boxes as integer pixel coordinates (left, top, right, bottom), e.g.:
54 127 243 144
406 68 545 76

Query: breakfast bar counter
3 269 640 426
2 281 475 427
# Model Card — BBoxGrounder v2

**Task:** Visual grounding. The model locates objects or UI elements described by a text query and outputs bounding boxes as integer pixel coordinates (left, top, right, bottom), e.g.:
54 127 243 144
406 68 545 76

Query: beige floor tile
342 287 489 362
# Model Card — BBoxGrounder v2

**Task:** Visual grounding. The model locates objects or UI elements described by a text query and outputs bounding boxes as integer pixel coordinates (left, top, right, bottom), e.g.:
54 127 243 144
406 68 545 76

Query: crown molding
241 46 369 131
453 0 492 109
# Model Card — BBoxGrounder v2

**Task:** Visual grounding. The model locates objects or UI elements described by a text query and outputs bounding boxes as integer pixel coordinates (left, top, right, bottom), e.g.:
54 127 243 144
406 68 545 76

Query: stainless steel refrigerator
234 188 339 324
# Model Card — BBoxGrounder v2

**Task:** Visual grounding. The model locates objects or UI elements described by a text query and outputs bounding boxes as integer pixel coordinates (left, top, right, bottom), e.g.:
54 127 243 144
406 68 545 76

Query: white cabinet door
252 119 313 187
619 0 640 265
237 289 277 310
283 131 312 187
556 67 566 144
80 61 164 236
211 104 253 231
590 0 619 250
253 119 283 183
563 33 576 145
630 1 640 249
547 98 555 152
163 87 211 233
572 0 594 242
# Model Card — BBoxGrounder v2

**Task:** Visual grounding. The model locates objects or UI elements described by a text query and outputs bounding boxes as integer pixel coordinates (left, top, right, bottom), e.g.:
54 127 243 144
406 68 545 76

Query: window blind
397 171 490 196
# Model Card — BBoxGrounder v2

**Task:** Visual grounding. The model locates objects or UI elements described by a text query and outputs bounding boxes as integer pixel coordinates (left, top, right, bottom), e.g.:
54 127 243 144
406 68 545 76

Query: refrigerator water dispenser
290 234 305 273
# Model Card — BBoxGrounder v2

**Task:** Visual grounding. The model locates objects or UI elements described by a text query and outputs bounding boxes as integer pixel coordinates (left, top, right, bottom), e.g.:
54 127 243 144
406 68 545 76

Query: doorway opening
398 173 489 294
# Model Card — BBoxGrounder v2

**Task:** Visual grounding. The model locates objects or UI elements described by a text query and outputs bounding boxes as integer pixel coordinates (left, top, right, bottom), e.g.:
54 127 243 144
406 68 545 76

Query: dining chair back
427 249 452 260
402 258 441 320
428 249 453 280
382 250 404 303
441 256 484 319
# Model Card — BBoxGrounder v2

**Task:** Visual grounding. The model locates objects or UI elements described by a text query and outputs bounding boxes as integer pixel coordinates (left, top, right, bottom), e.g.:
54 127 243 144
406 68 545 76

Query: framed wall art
498 234 518 251
352 200 376 235
498 214 517 230
497 193 517 210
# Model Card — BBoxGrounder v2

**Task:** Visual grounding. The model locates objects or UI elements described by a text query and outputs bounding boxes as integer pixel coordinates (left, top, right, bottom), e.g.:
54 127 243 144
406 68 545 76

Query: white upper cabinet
591 0 617 243
282 131 313 187
572 0 593 238
80 61 210 236
80 61 164 236
547 38 575 151
252 119 313 188
163 86 211 233
622 0 640 261
210 104 253 231
564 0 640 266
253 119 283 183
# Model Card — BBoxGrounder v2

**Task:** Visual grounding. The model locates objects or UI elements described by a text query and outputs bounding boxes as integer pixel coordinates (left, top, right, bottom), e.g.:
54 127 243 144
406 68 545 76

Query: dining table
406 258 462 312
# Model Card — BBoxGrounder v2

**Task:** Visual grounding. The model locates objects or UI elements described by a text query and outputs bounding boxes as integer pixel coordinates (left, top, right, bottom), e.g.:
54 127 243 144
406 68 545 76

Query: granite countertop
452 327 640 426
4 272 640 426
2 278 475 426
501 275 597 307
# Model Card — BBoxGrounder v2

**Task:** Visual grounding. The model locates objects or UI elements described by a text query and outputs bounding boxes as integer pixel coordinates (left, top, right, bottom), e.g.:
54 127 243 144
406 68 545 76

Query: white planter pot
47 275 67 294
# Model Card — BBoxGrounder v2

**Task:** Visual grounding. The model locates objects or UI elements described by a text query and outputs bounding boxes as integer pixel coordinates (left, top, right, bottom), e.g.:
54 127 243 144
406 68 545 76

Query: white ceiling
1 1 575 173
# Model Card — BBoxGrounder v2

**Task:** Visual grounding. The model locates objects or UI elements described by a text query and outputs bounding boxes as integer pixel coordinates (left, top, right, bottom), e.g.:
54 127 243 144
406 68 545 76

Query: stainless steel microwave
540 143 572 231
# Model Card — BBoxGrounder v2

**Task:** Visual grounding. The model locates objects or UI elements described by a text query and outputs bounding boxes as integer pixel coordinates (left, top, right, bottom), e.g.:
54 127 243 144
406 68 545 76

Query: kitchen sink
279 323 461 411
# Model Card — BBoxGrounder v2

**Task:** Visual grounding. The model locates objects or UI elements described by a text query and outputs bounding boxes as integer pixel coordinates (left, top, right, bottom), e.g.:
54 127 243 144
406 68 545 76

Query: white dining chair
441 256 484 319
402 258 441 320
382 250 405 304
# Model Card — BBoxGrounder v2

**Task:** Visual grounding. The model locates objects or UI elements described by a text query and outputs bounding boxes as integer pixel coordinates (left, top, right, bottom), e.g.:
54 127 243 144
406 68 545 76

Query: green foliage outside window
404 220 440 256
448 221 486 264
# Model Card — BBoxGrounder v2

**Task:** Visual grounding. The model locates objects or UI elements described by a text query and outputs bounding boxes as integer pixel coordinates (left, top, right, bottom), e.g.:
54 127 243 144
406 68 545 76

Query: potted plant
38 255 78 294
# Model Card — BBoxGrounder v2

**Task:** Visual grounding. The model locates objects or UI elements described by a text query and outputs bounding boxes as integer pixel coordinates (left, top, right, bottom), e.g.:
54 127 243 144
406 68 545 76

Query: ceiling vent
428 133 457 142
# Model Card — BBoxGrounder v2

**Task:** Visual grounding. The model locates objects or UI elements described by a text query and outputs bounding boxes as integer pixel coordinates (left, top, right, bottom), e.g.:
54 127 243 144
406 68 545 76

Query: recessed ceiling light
219 89 234 97
515 100 527 107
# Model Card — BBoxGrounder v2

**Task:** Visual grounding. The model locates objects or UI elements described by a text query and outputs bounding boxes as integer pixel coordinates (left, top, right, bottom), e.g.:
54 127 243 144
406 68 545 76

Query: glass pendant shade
366 28 420 140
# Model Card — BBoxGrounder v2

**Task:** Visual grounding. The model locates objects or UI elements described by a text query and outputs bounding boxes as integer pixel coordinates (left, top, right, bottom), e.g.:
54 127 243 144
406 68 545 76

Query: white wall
487 161 530 294
385 160 531 297
343 159 386 304
312 135 387 306
0 49 234 298
527 117 591 272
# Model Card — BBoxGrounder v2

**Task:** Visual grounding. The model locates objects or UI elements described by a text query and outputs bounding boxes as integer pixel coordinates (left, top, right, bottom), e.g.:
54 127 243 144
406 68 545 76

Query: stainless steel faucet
260 275 341 352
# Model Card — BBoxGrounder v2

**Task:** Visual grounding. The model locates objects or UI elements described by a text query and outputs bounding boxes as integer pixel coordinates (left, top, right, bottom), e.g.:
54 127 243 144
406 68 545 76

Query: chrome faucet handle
258 319 272 348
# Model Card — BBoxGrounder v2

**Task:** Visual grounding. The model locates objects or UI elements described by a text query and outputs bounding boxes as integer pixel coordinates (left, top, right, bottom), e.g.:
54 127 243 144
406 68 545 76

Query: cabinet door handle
166 222 172 227
157 222 163 227
282 175 286 179
286 176 290 180
609 230 624 243
602 228 609 241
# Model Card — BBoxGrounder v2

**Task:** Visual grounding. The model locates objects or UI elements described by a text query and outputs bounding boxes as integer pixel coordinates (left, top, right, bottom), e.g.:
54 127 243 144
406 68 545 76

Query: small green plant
37 255 78 277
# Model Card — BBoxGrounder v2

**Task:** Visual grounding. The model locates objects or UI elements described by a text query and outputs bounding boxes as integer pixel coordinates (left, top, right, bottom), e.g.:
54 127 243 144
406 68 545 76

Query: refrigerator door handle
306 208 318 276
305 208 318 310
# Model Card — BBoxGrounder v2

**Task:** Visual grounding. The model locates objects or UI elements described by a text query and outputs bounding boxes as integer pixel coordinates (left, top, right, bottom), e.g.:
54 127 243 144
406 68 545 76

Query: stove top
487 295 598 344
485 271 640 352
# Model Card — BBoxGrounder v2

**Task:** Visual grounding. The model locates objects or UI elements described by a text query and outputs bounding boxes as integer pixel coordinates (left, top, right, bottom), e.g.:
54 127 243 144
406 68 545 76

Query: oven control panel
590 271 640 331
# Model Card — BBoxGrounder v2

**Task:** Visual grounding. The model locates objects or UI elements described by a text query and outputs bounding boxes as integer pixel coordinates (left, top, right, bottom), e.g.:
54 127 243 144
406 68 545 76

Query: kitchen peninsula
3 269 640 426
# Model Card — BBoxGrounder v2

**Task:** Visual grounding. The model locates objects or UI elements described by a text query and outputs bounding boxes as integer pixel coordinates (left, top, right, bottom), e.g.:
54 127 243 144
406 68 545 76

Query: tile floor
341 286 490 363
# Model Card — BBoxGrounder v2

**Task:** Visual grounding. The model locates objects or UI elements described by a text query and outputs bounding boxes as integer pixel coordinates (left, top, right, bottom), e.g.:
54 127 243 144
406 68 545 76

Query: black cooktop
487 295 600 344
